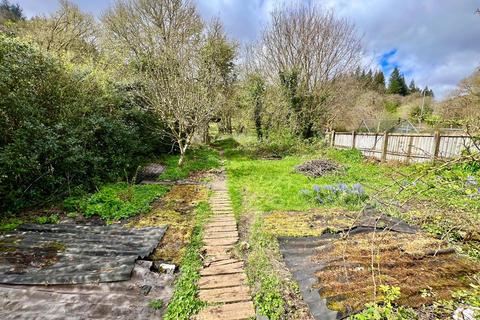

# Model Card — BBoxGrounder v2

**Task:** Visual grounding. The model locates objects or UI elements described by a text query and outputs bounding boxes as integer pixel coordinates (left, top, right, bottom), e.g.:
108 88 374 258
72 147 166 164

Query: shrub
0 35 170 214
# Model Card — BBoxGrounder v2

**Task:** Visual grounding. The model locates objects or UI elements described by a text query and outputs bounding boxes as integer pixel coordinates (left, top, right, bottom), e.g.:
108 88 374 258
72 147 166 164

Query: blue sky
15 0 480 99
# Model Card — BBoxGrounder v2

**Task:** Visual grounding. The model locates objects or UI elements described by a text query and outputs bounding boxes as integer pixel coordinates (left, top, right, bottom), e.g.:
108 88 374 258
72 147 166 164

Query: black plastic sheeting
279 215 418 320
0 224 167 285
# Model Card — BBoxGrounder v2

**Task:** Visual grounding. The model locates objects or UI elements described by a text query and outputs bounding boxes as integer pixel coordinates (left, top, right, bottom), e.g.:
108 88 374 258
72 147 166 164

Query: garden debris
0 223 167 285
0 259 174 319
137 163 166 182
279 215 480 319
295 159 339 177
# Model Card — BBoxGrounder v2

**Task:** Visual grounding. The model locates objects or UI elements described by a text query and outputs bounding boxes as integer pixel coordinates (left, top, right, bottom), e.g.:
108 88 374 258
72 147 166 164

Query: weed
35 214 59 225
65 183 169 222
163 202 211 320
148 299 164 310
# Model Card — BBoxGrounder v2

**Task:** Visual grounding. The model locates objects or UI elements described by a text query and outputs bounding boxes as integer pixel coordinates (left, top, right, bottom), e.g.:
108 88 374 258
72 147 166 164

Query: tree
422 86 434 97
387 67 408 96
103 0 224 166
0 0 23 24
257 4 362 137
373 70 386 93
409 80 419 94
20 0 97 62
201 18 237 137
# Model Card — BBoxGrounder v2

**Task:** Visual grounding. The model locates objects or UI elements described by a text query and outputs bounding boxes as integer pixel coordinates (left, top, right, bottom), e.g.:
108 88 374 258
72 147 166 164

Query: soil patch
279 214 480 319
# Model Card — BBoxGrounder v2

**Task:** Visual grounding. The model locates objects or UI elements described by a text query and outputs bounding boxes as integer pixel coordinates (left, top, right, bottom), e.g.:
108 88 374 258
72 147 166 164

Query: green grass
164 201 212 320
64 183 169 222
226 147 399 213
221 135 480 318
159 147 221 181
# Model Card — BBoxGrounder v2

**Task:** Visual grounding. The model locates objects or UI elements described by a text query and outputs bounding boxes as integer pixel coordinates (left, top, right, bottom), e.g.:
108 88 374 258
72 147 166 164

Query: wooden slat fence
329 131 475 163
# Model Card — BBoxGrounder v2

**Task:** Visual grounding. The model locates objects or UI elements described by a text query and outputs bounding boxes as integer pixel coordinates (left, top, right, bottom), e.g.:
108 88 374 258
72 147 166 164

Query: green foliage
158 147 220 181
68 183 169 221
35 214 59 224
351 285 417 320
301 183 368 209
148 299 164 310
0 218 23 231
164 202 211 320
387 67 409 96
384 100 400 113
247 212 285 320
0 35 169 214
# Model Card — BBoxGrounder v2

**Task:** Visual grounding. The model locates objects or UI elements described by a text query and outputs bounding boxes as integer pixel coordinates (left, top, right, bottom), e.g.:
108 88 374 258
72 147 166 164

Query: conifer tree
373 70 386 92
409 80 418 93
387 67 408 96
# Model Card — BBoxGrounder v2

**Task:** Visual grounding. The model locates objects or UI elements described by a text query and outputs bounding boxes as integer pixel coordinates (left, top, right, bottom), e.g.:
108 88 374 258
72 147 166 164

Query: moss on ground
128 185 207 265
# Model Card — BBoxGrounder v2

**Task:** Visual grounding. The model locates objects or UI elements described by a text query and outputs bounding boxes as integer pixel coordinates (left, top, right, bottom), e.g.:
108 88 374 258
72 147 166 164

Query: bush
0 36 170 214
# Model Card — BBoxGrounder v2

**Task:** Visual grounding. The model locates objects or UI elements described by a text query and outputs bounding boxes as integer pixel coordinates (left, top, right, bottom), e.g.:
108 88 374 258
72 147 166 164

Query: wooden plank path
194 175 255 320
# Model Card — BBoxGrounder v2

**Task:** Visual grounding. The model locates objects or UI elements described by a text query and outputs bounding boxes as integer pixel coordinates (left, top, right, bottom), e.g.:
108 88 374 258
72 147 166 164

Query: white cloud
17 0 480 99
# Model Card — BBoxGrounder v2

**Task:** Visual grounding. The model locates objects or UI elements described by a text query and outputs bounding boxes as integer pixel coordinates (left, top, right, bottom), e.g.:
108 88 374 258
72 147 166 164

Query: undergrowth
64 183 169 221
164 201 212 320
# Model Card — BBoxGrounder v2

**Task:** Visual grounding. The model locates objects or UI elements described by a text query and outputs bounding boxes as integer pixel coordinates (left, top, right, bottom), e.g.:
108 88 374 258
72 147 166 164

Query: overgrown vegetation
223 136 480 319
0 35 168 215
163 201 211 320
64 183 169 222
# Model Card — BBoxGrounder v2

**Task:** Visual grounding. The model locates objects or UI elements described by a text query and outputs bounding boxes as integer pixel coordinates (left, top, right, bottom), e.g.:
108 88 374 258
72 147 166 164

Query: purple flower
352 183 365 195
313 184 321 192
466 176 478 186
338 183 348 191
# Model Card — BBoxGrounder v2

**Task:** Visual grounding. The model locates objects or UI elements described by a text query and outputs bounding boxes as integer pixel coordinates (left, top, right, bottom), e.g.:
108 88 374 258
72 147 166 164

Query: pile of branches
295 159 339 178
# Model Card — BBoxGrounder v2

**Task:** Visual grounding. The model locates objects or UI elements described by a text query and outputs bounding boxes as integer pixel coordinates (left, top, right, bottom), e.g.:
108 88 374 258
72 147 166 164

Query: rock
154 262 176 275
139 284 152 296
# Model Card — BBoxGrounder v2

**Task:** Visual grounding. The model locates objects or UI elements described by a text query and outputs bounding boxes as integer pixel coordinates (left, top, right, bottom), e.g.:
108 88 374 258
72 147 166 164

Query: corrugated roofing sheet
0 223 167 285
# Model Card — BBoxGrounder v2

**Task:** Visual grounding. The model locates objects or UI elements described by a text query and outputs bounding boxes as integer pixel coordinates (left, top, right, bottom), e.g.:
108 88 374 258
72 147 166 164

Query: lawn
221 136 480 320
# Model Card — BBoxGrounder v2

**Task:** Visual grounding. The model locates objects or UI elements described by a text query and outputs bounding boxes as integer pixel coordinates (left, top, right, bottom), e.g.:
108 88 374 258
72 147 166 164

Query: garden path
194 173 255 320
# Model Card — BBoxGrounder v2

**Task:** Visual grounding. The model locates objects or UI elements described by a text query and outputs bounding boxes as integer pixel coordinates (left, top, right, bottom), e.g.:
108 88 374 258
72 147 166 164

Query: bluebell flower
337 183 348 191
466 176 478 186
352 183 365 195
313 184 321 192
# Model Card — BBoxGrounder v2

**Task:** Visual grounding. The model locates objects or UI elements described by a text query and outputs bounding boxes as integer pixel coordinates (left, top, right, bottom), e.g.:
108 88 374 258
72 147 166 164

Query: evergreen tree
387 67 408 96
408 80 419 94
373 70 386 92
422 86 434 97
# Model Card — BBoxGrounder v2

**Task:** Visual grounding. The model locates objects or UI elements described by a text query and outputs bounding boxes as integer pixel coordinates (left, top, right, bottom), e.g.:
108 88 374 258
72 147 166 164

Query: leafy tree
20 0 97 62
387 67 408 96
0 35 167 214
246 74 266 140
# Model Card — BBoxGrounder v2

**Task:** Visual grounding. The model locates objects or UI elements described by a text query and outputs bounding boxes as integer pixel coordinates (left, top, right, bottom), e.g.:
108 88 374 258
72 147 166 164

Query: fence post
432 131 441 162
351 131 356 149
406 135 414 164
381 131 389 162
330 130 336 147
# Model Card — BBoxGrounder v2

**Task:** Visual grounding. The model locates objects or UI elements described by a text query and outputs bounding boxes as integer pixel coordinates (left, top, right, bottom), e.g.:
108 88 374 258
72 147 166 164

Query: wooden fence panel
330 131 474 163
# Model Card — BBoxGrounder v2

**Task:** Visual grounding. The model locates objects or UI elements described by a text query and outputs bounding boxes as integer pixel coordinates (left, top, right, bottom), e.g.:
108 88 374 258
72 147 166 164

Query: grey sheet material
0 223 167 285
279 236 338 320
279 214 418 320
